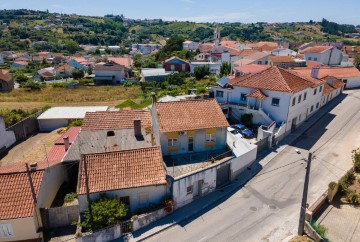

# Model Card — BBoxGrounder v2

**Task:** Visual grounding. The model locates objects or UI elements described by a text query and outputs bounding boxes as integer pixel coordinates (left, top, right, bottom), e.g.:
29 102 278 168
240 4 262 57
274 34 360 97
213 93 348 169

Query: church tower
214 24 220 48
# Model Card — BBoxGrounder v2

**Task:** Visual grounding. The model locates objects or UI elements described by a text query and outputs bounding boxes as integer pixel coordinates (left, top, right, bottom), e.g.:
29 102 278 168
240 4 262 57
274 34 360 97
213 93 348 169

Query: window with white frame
271 98 280 107
216 90 224 98
292 97 296 106
168 138 178 147
313 88 317 95
319 86 322 92
206 133 216 142
303 92 307 101
298 95 301 103
0 224 15 238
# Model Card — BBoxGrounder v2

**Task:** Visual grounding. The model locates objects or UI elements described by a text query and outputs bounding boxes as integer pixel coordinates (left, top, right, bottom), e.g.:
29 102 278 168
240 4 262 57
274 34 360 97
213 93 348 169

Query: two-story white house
211 66 324 136
303 46 343 66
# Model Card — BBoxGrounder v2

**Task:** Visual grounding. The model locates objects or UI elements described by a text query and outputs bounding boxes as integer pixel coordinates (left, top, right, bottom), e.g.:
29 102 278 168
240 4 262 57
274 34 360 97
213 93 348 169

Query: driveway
144 90 360 242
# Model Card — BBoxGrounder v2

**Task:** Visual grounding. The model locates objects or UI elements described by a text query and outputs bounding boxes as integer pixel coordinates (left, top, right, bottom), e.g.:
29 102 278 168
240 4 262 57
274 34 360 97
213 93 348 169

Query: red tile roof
55 127 81 145
0 169 44 219
229 66 323 93
306 60 324 68
56 64 75 72
78 147 167 195
303 46 333 54
293 67 360 79
246 89 268 99
269 56 294 63
155 99 229 133
82 110 152 131
108 57 133 69
234 64 268 75
0 69 11 82
322 76 345 96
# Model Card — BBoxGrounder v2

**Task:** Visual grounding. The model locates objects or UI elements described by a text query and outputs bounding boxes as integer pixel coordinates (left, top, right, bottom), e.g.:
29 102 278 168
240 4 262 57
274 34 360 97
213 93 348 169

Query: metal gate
216 163 230 188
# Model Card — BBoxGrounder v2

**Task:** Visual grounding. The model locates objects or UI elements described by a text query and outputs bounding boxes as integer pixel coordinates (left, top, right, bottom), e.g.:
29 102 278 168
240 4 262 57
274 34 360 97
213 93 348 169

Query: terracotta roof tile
269 56 294 63
0 69 11 82
78 147 166 195
303 46 333 54
234 64 268 74
55 127 81 144
322 77 345 95
156 99 229 133
0 169 44 219
293 67 360 79
163 56 189 64
246 89 268 99
82 110 152 131
108 57 133 69
229 66 323 93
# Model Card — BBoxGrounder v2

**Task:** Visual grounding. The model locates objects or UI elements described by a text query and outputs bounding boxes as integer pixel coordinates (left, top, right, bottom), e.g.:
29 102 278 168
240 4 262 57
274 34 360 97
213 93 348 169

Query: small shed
37 106 108 132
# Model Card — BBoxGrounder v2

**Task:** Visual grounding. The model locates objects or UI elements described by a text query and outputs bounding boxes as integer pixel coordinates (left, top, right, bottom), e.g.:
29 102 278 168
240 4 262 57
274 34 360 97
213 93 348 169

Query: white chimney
311 67 320 79
63 136 70 151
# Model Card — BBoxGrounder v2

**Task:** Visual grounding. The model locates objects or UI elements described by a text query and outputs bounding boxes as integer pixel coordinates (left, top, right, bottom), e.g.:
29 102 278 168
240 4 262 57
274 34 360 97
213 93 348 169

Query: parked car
227 126 243 138
230 124 254 138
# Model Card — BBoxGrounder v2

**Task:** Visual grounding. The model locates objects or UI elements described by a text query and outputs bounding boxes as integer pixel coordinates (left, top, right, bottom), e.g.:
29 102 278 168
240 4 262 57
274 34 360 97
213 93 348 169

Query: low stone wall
132 207 172 231
6 111 41 141
76 224 122 242
306 191 328 221
304 221 325 242
45 205 79 228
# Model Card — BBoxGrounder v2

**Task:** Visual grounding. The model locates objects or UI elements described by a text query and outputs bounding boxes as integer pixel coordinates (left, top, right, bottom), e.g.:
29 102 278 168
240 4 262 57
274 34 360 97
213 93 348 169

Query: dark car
231 124 254 138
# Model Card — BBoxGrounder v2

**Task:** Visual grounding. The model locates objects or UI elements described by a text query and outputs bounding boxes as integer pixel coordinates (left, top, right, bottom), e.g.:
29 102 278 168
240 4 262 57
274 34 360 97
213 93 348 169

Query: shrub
328 181 337 190
67 120 83 128
310 219 329 242
21 80 44 90
78 78 93 85
352 148 360 173
71 69 85 80
80 194 127 232
64 193 78 203
194 65 210 80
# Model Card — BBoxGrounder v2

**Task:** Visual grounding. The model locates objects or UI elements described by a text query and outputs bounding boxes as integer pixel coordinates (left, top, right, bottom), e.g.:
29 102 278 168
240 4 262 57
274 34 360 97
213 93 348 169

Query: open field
0 85 142 110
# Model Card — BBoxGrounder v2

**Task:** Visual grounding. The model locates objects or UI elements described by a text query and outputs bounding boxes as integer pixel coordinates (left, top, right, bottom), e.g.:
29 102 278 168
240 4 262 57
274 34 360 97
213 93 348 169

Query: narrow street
145 90 360 242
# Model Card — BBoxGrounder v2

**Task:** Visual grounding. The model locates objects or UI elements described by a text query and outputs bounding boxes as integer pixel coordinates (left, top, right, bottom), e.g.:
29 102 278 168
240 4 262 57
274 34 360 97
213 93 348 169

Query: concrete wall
78 185 167 213
76 224 121 242
344 77 360 89
45 205 79 228
38 119 68 132
94 69 125 82
229 144 257 179
132 207 170 231
0 116 16 151
0 216 41 242
38 164 67 209
7 113 40 141
160 128 227 156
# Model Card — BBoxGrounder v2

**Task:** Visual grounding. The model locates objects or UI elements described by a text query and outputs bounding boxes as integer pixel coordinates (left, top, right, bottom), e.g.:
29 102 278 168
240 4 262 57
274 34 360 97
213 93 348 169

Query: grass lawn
0 85 143 110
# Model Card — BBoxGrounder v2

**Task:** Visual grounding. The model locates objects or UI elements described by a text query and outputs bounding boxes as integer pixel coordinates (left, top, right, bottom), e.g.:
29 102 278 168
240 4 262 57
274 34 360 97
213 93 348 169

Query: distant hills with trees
0 9 359 53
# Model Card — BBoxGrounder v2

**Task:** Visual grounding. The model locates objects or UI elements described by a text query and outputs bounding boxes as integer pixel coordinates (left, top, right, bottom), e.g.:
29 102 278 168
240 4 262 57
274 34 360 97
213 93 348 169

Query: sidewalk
123 94 346 242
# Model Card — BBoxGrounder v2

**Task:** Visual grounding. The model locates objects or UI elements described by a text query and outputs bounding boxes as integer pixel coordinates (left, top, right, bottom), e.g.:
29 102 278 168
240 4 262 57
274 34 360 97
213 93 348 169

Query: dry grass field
0 85 143 110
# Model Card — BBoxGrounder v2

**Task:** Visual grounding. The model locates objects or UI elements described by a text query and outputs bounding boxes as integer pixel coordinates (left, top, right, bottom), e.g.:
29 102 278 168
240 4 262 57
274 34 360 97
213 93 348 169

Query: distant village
1 19 360 242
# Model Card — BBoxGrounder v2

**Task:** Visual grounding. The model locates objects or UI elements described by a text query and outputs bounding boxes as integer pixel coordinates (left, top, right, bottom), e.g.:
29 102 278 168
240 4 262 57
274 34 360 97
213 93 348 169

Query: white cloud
162 12 253 23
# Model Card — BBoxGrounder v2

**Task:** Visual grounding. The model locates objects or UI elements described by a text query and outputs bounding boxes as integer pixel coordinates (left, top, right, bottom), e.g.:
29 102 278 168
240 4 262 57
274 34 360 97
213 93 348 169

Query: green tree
21 80 44 90
354 55 360 71
80 195 127 232
71 69 85 80
87 67 93 75
194 65 210 80
64 40 82 54
166 73 185 86
14 74 30 84
220 62 231 77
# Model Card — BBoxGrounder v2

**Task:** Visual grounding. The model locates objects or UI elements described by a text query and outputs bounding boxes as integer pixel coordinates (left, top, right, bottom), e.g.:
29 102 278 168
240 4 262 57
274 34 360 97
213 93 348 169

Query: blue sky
1 0 359 25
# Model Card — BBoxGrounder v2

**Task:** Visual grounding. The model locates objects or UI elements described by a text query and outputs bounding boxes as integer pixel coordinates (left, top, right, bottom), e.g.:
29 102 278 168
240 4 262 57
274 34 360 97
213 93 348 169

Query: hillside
0 9 359 53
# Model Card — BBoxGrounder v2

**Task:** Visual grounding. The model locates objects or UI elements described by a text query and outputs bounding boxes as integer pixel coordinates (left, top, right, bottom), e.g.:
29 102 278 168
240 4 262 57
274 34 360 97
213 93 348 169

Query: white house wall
38 119 69 132
78 185 167 213
94 69 125 82
0 117 16 149
305 48 342 65
344 77 360 89
0 216 41 242
160 128 227 156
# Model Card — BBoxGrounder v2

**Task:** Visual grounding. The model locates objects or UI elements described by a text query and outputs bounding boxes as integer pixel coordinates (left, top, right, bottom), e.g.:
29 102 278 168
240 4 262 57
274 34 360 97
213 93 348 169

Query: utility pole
83 155 93 223
298 152 312 235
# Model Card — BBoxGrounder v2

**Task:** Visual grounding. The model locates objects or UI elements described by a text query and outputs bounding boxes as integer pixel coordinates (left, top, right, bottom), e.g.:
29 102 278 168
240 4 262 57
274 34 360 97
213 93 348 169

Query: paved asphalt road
145 90 360 242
